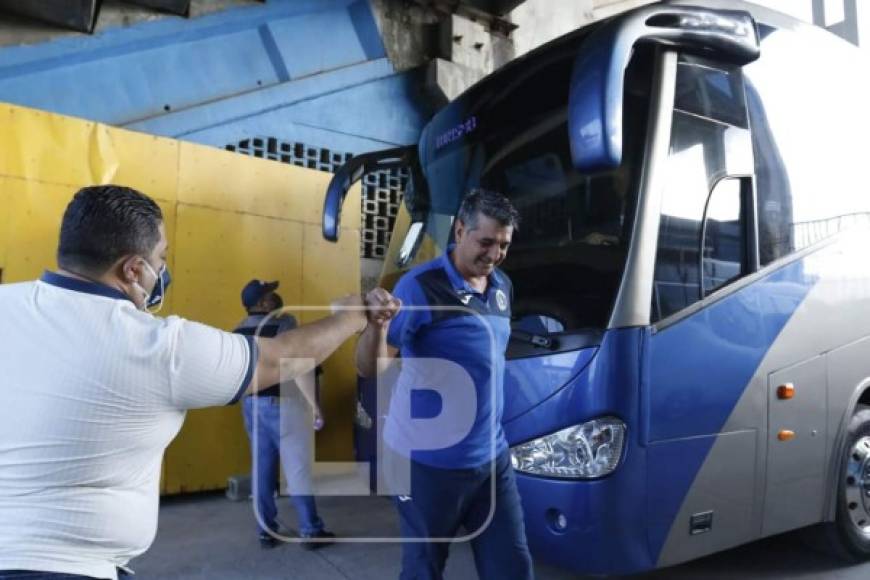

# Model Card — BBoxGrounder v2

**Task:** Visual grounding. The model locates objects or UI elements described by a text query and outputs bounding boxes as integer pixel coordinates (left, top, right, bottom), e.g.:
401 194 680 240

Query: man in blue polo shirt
356 189 533 580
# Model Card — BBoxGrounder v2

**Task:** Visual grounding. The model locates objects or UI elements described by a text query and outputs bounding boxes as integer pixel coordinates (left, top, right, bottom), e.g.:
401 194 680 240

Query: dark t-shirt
234 313 296 398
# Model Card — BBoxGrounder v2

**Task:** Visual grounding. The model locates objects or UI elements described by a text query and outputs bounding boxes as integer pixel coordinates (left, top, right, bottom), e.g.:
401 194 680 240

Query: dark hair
57 185 163 274
456 188 520 231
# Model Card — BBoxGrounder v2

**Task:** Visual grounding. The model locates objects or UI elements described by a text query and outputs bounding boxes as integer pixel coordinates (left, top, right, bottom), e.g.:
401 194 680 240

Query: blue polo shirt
385 249 512 468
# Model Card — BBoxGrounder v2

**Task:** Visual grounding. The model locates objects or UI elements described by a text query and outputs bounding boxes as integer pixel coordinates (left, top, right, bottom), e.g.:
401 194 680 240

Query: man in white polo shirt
0 185 399 580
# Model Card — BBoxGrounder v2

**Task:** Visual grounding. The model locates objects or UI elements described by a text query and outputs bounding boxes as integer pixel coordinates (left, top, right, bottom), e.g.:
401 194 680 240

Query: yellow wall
0 103 361 493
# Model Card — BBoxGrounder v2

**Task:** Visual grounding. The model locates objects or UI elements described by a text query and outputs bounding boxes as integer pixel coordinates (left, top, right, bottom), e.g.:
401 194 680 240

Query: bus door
567 5 766 566
643 53 765 567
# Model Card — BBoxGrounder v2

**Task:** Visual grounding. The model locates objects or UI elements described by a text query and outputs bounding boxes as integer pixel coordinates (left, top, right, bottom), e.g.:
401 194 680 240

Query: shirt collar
441 244 505 295
40 270 134 304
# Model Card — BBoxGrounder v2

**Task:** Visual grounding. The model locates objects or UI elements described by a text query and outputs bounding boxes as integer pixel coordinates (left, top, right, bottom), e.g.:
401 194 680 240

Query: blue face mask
139 260 171 313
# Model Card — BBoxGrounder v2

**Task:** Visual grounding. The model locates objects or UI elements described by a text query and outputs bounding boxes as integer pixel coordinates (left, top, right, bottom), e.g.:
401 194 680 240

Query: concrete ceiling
414 0 527 17
409 0 527 34
459 0 526 16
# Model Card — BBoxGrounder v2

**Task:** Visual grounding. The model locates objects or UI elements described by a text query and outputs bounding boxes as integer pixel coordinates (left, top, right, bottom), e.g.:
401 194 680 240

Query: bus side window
651 57 751 323
745 24 870 265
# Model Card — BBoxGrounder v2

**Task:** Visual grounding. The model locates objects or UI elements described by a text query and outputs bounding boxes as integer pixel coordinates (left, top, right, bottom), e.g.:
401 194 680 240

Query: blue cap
242 279 279 309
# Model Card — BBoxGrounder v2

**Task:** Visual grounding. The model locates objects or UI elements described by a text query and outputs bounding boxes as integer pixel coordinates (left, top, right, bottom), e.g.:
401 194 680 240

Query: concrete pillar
813 0 860 46
369 0 515 104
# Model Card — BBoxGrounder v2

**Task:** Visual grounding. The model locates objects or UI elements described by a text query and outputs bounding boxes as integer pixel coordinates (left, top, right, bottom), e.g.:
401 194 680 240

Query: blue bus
323 1 870 574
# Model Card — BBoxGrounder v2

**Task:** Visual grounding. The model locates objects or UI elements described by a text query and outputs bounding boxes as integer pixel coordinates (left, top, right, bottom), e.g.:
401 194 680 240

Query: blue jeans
241 396 324 536
392 451 534 580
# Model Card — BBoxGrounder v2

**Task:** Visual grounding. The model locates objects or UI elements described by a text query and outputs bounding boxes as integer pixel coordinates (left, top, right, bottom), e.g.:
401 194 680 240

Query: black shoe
258 530 282 549
300 529 336 551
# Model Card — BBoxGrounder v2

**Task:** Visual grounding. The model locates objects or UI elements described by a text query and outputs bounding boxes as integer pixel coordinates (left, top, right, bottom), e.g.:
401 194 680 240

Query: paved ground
130 492 870 579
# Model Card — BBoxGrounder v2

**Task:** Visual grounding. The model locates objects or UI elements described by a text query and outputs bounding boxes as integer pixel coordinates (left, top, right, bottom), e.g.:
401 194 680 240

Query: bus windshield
477 50 653 334
417 35 653 335
479 110 634 332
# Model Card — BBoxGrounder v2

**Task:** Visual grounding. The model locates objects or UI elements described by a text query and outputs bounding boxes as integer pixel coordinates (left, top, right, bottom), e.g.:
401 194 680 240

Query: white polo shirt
0 272 256 579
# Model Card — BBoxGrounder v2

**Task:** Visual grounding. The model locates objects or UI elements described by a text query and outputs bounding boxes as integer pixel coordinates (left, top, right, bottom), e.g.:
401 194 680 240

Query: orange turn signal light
778 429 795 442
777 383 795 400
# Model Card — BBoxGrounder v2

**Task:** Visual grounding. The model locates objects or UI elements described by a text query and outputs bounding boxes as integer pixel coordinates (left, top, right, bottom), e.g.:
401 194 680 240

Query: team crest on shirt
495 289 508 311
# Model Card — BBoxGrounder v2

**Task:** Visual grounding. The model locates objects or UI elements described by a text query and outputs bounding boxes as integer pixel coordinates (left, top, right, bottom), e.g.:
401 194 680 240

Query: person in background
235 280 333 549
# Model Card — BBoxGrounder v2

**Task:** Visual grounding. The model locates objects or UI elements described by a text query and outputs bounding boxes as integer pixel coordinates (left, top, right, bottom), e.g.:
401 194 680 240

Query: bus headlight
510 417 626 479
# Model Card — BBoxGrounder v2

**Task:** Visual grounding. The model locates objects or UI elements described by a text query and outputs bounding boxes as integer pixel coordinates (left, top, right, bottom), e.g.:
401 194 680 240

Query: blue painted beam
0 0 386 126
123 58 393 134
0 0 357 68
175 72 430 154
125 59 428 152
0 0 431 162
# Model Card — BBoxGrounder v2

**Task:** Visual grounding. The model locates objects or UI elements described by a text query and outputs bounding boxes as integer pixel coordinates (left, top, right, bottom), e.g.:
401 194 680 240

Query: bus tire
825 405 870 561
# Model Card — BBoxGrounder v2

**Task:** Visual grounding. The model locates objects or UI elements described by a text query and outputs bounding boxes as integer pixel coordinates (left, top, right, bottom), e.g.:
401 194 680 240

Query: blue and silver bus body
507 234 870 573
323 0 870 574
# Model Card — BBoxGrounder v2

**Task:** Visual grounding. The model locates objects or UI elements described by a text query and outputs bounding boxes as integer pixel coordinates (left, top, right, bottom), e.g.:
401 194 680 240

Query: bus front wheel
828 405 870 561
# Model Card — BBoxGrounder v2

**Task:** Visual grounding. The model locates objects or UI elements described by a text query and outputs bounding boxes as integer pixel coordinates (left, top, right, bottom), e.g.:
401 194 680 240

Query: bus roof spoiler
322 145 416 242
569 4 760 172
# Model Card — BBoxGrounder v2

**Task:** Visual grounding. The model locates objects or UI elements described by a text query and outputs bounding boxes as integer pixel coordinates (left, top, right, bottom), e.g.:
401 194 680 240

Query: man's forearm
355 323 388 378
252 311 365 392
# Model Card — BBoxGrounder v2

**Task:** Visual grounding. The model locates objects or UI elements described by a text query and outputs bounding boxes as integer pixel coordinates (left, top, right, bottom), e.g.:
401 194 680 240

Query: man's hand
355 288 400 378
364 288 401 329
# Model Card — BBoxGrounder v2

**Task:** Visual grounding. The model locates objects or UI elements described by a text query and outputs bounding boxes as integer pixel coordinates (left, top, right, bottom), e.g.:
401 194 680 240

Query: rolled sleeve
228 335 258 405
167 319 258 410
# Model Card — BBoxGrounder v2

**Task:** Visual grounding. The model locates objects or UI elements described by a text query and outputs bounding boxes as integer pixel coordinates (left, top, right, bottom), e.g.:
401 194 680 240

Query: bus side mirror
322 146 417 242
397 221 426 268
569 5 760 172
